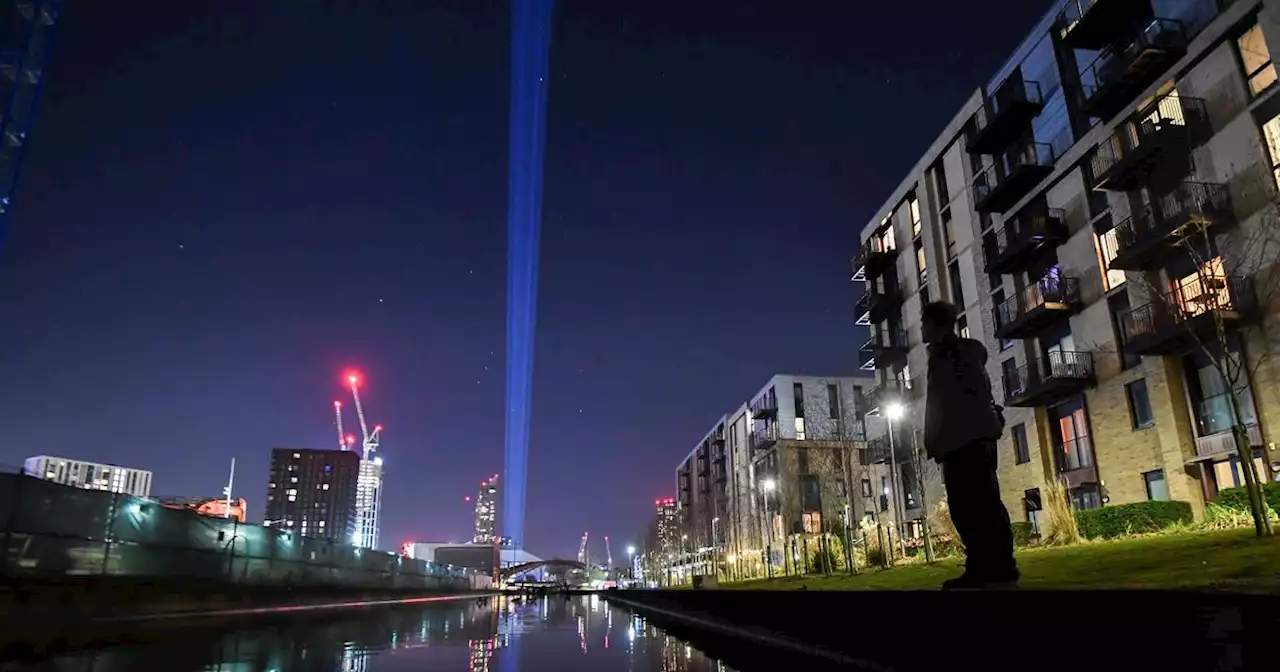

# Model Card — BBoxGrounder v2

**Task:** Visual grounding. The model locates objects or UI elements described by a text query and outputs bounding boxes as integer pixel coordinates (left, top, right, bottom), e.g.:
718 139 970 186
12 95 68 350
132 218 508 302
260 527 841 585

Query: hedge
1216 482 1280 514
1009 521 1037 547
1074 500 1193 539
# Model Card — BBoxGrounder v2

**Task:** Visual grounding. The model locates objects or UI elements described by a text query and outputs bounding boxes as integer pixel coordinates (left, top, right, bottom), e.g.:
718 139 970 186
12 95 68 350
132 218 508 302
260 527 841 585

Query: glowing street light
883 401 907 558
885 402 905 421
761 478 777 492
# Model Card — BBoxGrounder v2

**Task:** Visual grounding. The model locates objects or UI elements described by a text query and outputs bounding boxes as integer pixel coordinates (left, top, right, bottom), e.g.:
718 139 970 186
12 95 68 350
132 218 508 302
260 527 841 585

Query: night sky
0 0 1049 560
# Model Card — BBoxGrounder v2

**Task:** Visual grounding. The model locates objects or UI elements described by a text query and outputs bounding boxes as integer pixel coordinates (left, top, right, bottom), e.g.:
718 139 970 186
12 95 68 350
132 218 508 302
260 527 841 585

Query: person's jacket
923 335 1004 461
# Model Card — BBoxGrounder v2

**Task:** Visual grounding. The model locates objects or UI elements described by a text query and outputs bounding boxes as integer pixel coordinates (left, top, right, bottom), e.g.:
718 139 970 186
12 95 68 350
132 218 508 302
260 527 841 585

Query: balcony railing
984 206 1068 274
750 396 778 419
748 426 777 452
1110 182 1234 271
854 235 900 281
1079 19 1188 121
994 274 1082 340
868 376 922 414
973 142 1056 214
855 291 872 326
859 326 910 371
1002 350 1095 408
1091 94 1207 191
968 77 1045 156
866 283 905 323
1194 423 1264 459
1120 275 1257 356
1059 0 1157 51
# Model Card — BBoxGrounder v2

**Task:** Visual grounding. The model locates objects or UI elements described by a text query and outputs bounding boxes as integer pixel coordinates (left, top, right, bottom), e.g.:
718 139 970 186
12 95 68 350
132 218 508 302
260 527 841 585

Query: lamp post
884 403 908 558
680 534 689 584
760 478 776 578
711 516 720 579
626 545 636 583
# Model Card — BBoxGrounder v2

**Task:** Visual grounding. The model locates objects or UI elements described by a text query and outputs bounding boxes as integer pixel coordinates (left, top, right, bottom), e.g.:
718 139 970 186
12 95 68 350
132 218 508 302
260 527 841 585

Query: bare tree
1123 192 1280 538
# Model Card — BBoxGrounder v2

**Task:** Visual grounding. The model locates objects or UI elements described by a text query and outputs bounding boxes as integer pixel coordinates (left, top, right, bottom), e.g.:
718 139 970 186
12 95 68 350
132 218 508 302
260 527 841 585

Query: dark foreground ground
608 588 1280 671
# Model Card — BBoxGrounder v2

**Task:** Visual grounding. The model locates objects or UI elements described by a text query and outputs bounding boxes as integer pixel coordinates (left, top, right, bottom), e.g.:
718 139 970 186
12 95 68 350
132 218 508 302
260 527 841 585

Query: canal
28 594 735 671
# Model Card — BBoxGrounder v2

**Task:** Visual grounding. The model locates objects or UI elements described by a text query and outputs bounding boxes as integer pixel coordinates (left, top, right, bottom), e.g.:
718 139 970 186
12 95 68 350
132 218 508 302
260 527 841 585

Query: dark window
800 474 822 512
1108 291 1142 370
942 208 955 256
1000 358 1019 402
1144 470 1170 501
796 447 810 473
827 384 840 419
793 383 805 418
933 162 950 201
920 284 931 306
957 314 970 339
1012 423 1030 464
992 288 1014 350
1127 379 1155 429
861 478 872 497
949 260 965 305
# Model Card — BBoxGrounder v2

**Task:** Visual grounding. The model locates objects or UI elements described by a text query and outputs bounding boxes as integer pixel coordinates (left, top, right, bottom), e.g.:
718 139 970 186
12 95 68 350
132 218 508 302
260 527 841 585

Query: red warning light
345 434 356 445
334 400 342 407
464 496 472 502
375 425 383 432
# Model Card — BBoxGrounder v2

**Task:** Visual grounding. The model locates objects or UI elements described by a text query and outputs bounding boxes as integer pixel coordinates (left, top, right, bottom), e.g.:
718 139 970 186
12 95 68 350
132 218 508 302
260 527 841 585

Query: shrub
1075 500 1193 539
1010 521 1038 547
1216 482 1280 514
1042 479 1081 546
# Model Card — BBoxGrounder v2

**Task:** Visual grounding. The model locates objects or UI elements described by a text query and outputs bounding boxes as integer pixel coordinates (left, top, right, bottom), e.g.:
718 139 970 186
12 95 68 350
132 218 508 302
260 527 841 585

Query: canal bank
605 589 1279 670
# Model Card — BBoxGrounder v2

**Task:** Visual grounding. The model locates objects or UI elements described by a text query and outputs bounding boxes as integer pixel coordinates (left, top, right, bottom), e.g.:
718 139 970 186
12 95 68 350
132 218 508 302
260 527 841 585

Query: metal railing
1002 350 1094 402
991 207 1067 260
1153 180 1231 227
1079 19 1187 107
974 79 1044 136
1121 275 1255 343
995 274 1080 331
1054 435 1095 473
1090 94 1207 181
973 142 1055 204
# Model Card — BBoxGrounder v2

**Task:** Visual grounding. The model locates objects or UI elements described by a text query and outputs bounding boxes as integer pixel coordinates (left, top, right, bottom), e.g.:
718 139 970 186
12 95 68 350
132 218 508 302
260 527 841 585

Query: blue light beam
503 0 554 555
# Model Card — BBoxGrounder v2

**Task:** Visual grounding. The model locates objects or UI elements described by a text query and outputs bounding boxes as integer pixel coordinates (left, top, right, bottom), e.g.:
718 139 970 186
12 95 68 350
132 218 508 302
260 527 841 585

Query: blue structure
0 1 63 251
502 0 554 555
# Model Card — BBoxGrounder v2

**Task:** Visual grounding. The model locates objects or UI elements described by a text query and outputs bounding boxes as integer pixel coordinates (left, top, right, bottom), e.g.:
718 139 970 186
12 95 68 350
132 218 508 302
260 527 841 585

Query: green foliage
1010 521 1038 547
1075 500 1193 539
1216 482 1280 514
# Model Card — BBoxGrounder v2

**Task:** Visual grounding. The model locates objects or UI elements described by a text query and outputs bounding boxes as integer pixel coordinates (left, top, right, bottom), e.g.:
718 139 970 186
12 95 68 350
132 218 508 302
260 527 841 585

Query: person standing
921 300 1019 589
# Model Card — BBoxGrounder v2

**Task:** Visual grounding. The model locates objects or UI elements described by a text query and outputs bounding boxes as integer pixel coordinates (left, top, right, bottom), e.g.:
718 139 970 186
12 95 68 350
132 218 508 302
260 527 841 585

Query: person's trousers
941 440 1017 578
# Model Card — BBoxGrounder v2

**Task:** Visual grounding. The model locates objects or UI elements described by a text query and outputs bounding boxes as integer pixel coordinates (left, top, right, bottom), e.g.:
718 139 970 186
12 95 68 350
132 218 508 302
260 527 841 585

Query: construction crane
0 1 64 253
333 400 347 451
577 532 589 565
347 373 382 460
604 535 613 570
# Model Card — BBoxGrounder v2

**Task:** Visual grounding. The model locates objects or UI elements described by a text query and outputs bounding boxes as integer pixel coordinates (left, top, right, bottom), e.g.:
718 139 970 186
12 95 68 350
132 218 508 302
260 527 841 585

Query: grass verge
721 529 1280 593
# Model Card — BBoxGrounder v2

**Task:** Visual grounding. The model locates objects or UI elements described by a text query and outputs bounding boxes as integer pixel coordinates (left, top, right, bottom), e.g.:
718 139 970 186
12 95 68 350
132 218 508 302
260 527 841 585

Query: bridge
500 558 587 580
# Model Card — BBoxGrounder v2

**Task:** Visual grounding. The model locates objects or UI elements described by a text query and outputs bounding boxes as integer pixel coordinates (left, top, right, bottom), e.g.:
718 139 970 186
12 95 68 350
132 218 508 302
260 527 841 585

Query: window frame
1126 378 1155 430
1235 20 1278 98
1012 422 1030 465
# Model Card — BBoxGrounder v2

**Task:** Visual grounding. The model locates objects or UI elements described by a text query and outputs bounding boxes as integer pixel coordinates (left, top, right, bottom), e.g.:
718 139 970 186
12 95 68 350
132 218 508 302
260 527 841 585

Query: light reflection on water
38 594 733 671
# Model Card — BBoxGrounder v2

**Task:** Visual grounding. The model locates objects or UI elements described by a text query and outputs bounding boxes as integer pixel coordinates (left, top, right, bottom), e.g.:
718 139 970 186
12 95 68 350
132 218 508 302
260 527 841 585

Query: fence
0 470 473 590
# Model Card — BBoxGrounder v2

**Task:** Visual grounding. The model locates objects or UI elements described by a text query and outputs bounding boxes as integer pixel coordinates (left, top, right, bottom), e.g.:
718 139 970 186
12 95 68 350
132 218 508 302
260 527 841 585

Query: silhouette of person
921 301 1018 590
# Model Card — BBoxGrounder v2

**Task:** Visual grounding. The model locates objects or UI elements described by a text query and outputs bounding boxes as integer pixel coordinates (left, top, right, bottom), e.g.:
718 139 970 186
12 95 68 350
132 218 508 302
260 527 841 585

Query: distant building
155 496 247 523
23 455 152 497
263 448 359 542
473 474 499 543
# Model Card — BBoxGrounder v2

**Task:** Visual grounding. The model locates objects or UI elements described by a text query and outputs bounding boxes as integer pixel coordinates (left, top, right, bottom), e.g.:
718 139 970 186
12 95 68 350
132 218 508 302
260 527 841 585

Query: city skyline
0 1 1049 559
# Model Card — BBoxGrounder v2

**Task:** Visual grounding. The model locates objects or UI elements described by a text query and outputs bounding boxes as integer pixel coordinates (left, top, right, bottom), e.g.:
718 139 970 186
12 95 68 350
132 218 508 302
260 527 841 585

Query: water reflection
39 594 732 671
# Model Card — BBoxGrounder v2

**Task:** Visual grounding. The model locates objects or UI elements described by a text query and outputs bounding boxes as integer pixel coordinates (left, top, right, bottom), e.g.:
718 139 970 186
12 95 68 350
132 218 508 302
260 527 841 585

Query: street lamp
884 402 908 558
711 516 720 579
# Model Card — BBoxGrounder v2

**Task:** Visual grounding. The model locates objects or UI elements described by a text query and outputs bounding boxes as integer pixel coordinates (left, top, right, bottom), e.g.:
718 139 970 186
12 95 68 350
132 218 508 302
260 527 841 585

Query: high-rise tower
473 474 498 544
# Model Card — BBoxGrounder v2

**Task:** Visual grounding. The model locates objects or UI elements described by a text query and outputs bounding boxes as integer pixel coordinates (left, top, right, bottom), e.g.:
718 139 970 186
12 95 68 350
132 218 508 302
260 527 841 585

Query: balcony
860 435 891 466
1054 436 1099 489
1091 95 1208 191
869 376 922 414
1108 182 1234 271
1120 275 1257 356
973 143 1055 214
859 326 909 371
749 427 777 453
1059 0 1155 51
750 396 777 419
865 284 904 324
1003 351 1095 408
967 77 1045 156
994 275 1082 340
984 206 1068 274
1079 19 1188 121
853 236 899 282
1194 423 1264 460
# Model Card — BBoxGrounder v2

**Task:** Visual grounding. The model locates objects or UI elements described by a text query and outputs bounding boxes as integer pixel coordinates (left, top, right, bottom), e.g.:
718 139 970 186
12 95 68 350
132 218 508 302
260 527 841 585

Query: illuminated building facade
155 496 248 523
353 456 383 549
24 455 152 497
264 448 359 542
473 475 499 544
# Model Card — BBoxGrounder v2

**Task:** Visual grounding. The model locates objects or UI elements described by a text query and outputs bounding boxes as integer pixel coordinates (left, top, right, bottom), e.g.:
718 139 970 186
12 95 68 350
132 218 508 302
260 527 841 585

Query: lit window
1238 23 1277 97
1173 257 1228 317
909 196 922 237
322 483 329 490
1095 224 1126 290
1262 114 1280 193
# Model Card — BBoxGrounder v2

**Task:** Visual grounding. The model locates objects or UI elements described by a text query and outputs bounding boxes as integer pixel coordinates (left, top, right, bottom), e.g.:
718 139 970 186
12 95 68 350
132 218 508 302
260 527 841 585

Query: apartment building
855 0 1280 531
23 455 152 497
263 447 360 542
674 374 881 578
